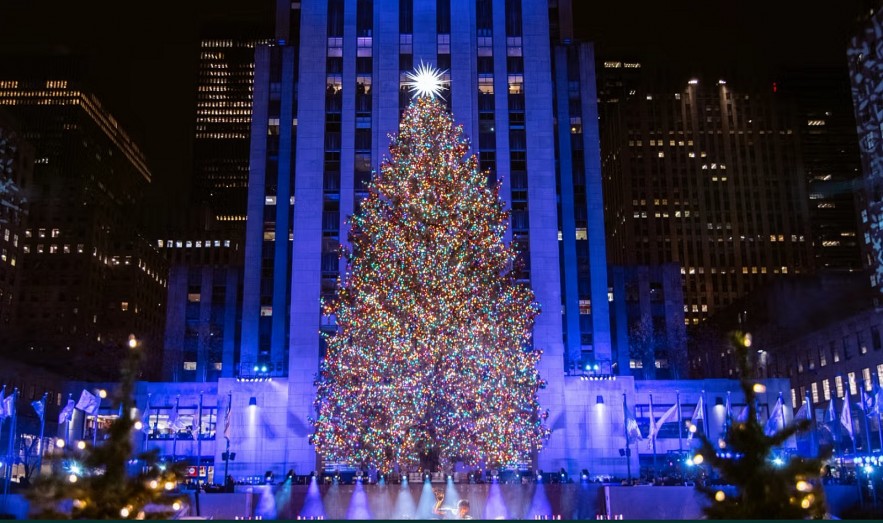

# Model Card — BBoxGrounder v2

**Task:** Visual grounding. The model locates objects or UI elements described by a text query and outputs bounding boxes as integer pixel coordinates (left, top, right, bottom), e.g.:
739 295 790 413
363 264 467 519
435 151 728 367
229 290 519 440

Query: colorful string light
310 96 549 472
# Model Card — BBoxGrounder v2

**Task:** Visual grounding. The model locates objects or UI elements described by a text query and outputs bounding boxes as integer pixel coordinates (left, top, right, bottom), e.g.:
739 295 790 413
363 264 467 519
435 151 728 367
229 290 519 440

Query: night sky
0 0 868 220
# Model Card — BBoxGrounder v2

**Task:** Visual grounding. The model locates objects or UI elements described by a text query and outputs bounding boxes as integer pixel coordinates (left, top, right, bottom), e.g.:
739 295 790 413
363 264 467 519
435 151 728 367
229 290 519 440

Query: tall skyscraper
780 69 863 271
193 36 273 227
599 70 814 325
848 6 883 294
0 77 167 379
232 0 613 473
0 109 32 345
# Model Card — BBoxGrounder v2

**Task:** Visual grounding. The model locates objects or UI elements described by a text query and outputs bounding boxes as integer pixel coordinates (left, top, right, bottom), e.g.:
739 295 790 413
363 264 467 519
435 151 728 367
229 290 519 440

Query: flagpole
92 389 102 447
860 382 873 456
36 392 47 477
702 389 710 440
622 393 632 485
64 393 73 445
876 374 883 453
195 391 203 517
805 390 816 458
172 396 180 463
224 391 232 487
649 392 657 480
676 391 683 479
724 391 732 436
2 388 18 511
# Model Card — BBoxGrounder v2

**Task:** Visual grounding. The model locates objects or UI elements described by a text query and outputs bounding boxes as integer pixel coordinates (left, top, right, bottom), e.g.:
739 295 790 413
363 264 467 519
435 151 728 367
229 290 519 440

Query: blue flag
31 399 44 421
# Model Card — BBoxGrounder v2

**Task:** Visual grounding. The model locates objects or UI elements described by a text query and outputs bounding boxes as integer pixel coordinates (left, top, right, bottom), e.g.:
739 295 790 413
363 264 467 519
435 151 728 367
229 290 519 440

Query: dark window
872 325 882 350
327 0 344 36
504 0 522 36
357 0 373 36
436 0 451 33
399 0 413 34
476 0 493 34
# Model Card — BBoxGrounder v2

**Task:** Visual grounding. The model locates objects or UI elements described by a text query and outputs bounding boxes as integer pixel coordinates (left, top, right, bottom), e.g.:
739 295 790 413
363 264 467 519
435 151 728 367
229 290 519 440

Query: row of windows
791 364 883 406
158 240 232 249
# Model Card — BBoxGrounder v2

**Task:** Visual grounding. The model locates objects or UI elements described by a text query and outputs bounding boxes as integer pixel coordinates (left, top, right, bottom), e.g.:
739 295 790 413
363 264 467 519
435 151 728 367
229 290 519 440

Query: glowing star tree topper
311 94 549 473
402 62 449 100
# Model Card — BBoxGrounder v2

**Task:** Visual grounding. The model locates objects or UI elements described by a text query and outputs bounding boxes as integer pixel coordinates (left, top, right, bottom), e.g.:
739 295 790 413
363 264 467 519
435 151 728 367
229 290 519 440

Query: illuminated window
848 372 857 396
184 362 197 371
863 368 872 390
811 382 819 403
188 293 201 303
213 362 223 371
835 376 844 398
121 302 129 311
260 306 272 317
822 379 830 401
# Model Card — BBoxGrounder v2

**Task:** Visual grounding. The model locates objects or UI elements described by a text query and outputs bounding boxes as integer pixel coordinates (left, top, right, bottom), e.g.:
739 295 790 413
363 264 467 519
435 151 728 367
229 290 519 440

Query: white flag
58 399 75 424
840 397 854 440
76 389 100 415
650 403 679 440
0 387 7 419
1 393 14 419
688 397 704 441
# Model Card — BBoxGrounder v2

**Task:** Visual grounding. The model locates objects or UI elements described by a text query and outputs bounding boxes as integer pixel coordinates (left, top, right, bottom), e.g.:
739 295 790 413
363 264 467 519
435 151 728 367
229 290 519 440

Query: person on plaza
457 499 472 520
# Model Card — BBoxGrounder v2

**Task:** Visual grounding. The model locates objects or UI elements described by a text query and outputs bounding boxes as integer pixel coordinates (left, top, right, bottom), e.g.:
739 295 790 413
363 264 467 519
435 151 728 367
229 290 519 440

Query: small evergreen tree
694 332 829 519
26 338 186 519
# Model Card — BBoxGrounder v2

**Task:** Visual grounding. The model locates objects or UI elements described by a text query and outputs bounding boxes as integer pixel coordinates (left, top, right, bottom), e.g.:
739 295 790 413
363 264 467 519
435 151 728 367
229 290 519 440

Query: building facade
694 271 883 452
194 37 273 227
609 264 687 380
780 70 863 271
600 71 814 325
849 6 883 294
232 0 613 473
0 110 32 344
0 78 167 379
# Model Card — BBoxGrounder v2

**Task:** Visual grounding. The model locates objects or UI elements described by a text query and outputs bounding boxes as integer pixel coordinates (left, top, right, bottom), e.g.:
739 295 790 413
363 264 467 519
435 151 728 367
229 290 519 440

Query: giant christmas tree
311 68 548 472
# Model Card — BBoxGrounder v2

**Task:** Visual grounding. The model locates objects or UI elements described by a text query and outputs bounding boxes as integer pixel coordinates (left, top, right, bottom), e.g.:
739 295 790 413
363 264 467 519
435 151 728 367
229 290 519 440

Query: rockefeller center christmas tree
311 67 549 472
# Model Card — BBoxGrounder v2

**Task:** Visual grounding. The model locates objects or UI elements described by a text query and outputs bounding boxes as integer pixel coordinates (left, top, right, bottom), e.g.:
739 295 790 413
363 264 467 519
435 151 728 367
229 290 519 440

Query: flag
0 387 7 419
58 399 75 424
826 398 836 422
141 400 151 434
624 404 643 444
840 395 854 440
736 405 750 423
875 387 883 416
725 394 732 421
650 403 679 440
76 389 100 415
31 399 44 421
688 397 704 441
224 395 232 440
764 395 784 436
1 392 14 419
169 406 183 431
794 401 809 422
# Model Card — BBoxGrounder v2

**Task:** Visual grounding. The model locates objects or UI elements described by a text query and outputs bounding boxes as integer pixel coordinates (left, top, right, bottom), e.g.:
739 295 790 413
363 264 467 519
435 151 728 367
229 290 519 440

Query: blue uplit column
271 47 296 367
489 0 510 246
373 0 399 154
338 0 357 256
521 0 566 469
241 46 272 367
552 45 582 371
577 43 613 365
412 0 437 64
221 268 239 378
450 0 478 149
287 0 328 472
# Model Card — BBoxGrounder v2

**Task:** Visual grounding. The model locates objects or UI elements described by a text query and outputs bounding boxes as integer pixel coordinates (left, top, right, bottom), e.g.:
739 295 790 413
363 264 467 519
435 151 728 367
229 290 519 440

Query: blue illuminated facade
219 0 619 475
